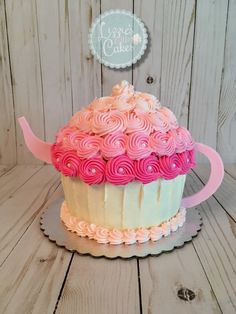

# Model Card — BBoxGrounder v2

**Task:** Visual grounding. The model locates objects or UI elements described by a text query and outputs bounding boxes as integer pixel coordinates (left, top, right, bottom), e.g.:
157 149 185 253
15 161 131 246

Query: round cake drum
40 197 202 259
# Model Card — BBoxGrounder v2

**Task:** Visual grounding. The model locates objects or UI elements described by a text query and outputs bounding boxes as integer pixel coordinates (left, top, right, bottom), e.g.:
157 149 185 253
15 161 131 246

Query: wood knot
39 258 47 263
146 76 154 84
177 288 195 301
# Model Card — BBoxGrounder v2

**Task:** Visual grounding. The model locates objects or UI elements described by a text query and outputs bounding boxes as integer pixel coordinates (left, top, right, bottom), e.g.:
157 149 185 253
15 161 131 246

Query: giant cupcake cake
51 81 196 245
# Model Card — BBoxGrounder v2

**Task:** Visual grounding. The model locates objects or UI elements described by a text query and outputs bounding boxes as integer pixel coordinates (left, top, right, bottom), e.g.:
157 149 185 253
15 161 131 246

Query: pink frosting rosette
60 150 81 177
123 229 136 245
149 130 176 156
133 92 160 113
127 132 152 160
174 127 195 152
76 134 101 158
111 80 134 97
56 126 77 145
94 227 109 244
136 228 150 243
92 111 127 136
61 130 87 151
51 144 64 171
68 110 92 132
108 229 123 245
89 96 113 112
106 155 135 185
158 107 178 129
149 111 171 133
112 95 135 112
101 133 127 159
178 151 193 174
126 112 153 135
75 221 88 237
86 223 97 239
159 153 182 180
79 158 106 184
134 155 160 184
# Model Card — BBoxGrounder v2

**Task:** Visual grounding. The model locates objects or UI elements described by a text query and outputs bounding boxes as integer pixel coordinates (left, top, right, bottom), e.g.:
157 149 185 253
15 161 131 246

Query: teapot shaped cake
18 81 224 245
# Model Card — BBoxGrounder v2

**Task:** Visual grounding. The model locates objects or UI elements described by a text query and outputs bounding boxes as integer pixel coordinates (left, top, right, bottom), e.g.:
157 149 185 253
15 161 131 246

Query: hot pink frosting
159 154 182 180
127 132 152 160
60 151 81 177
79 158 106 184
106 155 135 185
101 133 127 159
134 155 160 184
61 202 187 245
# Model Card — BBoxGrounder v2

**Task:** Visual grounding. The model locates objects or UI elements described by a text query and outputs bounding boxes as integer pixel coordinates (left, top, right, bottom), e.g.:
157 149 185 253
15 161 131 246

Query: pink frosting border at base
60 202 186 245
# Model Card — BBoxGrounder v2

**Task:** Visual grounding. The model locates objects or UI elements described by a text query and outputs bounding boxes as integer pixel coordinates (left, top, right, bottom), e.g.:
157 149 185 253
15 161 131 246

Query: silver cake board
40 197 202 259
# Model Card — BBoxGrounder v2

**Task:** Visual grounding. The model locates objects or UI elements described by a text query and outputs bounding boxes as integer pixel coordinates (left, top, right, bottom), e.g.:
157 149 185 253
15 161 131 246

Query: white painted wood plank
0 165 15 177
0 203 71 314
36 0 72 142
160 0 195 127
0 165 42 205
194 165 236 221
224 164 236 179
0 1 16 166
139 244 221 313
101 0 133 95
5 0 44 164
56 255 140 314
0 166 60 266
185 171 236 313
217 0 236 163
189 0 228 160
68 0 101 113
133 0 164 98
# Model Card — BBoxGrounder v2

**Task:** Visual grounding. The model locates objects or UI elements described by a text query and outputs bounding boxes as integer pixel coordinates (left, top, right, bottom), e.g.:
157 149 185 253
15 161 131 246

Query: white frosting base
61 175 186 229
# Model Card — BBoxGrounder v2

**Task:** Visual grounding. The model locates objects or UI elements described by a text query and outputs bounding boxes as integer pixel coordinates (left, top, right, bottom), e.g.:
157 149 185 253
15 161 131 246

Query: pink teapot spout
18 117 52 164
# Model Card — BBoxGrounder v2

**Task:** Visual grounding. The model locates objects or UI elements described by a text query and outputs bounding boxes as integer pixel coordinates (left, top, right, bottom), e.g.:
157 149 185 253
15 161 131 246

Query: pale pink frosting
61 202 187 245
108 229 123 245
106 155 135 185
111 80 134 97
122 229 137 245
134 155 160 184
132 92 160 113
94 226 109 244
149 111 171 133
112 95 135 112
79 158 106 185
56 126 77 145
159 107 178 129
62 131 87 151
127 132 152 160
68 110 92 132
76 134 101 158
92 111 127 136
126 112 153 135
174 127 195 152
101 133 127 159
89 96 113 112
149 130 176 156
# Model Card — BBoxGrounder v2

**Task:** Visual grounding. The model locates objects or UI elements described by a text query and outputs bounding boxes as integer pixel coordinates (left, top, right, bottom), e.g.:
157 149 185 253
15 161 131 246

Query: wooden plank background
0 0 235 165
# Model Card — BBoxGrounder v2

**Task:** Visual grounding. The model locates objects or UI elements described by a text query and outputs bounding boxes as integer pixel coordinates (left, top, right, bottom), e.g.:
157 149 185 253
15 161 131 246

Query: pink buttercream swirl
60 202 187 245
134 155 160 184
111 80 134 97
89 96 113 112
62 130 87 151
149 130 176 156
79 158 106 184
112 95 135 112
126 112 153 135
51 144 64 171
132 92 160 113
127 132 152 160
101 133 127 159
60 150 81 177
106 155 135 185
92 111 127 136
68 110 92 132
159 107 178 129
174 127 195 152
56 126 77 145
159 154 182 180
76 134 101 159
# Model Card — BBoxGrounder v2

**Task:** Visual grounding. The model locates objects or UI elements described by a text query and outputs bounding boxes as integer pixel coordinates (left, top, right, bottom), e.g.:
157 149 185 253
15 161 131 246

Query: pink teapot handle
181 143 224 208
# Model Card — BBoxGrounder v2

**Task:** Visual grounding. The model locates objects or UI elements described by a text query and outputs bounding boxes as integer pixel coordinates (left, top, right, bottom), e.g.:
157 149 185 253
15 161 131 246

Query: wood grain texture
224 164 236 179
217 0 236 163
101 0 133 95
0 164 41 205
0 166 60 266
0 206 71 314
139 244 221 313
189 0 228 160
56 255 140 314
133 0 163 98
68 0 101 113
0 164 15 177
36 0 72 142
185 171 236 313
5 0 44 164
160 0 195 127
0 0 16 165
194 164 236 222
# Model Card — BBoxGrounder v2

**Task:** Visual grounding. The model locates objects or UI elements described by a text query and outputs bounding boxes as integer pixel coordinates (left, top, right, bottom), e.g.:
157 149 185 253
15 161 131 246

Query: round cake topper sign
88 10 148 69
